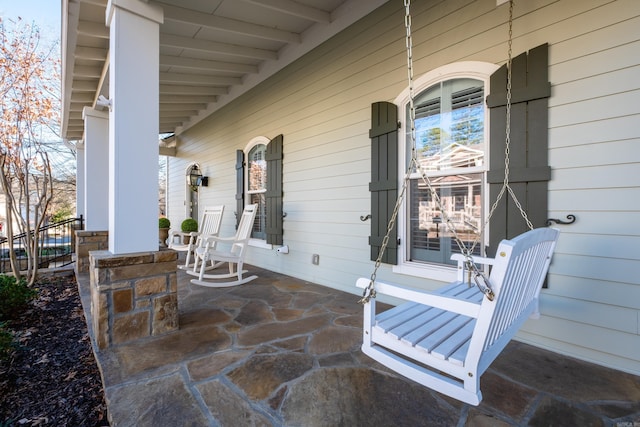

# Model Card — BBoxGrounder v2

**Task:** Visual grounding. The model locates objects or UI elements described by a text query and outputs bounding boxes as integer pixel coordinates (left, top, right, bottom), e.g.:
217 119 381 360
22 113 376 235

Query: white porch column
105 0 163 254
82 107 109 231
75 142 85 221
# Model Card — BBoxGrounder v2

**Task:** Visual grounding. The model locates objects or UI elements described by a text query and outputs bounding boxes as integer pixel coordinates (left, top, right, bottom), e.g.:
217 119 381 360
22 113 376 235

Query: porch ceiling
62 0 388 141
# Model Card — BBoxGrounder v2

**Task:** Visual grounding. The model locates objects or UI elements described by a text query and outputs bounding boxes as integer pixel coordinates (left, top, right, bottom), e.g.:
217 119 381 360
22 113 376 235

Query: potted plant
159 217 171 247
180 218 198 244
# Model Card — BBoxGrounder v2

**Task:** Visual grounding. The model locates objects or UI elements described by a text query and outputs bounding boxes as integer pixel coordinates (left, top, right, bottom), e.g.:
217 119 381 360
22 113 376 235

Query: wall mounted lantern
187 164 208 192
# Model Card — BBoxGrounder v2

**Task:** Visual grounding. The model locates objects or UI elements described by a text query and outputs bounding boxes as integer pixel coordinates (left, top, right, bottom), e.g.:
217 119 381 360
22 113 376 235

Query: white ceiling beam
73 65 102 78
159 72 241 86
160 122 189 130
71 80 98 92
81 0 108 7
160 94 217 104
162 4 300 43
77 21 109 38
160 34 277 61
245 0 331 23
160 84 227 96
160 103 207 111
159 55 257 74
75 46 108 60
71 92 95 102
160 111 198 122
160 120 185 127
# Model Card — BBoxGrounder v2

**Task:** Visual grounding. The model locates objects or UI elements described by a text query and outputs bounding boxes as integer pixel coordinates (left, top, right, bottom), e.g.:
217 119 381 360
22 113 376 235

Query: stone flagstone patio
76 265 640 426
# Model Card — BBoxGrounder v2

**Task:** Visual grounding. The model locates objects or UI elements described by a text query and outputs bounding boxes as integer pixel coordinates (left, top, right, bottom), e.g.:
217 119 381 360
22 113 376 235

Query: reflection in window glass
408 78 485 266
248 144 266 239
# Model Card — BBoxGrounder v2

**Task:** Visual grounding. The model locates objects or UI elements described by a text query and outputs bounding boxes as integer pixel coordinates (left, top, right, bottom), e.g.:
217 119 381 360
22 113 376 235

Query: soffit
62 0 388 141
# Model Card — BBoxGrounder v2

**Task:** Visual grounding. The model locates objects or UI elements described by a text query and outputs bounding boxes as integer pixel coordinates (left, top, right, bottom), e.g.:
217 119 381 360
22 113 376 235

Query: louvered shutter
369 102 399 264
265 134 284 245
235 150 245 229
486 43 551 255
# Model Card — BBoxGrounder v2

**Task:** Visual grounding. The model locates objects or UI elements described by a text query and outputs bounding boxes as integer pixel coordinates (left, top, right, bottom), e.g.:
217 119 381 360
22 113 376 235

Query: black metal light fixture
188 164 202 192
187 164 209 192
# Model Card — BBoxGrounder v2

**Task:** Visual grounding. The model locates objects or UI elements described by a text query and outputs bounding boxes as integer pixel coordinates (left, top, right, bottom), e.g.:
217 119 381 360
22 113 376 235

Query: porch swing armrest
356 278 481 318
450 253 496 266
451 253 496 282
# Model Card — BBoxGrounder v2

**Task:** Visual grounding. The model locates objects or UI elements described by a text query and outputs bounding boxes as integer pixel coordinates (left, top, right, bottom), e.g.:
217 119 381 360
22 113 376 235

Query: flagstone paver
106 373 209 426
75 264 640 426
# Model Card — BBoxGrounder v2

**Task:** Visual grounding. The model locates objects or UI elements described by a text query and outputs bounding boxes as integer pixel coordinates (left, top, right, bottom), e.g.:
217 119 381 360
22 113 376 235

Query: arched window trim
244 136 271 249
392 61 499 282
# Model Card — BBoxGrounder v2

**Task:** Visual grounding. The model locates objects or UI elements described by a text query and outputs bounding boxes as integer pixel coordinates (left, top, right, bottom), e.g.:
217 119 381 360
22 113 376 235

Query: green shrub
0 275 37 320
159 217 171 228
0 321 14 361
181 218 198 233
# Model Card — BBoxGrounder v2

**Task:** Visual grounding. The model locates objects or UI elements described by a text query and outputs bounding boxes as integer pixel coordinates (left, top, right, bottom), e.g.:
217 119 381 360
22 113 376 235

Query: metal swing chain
476 0 533 246
361 0 529 303
359 0 417 305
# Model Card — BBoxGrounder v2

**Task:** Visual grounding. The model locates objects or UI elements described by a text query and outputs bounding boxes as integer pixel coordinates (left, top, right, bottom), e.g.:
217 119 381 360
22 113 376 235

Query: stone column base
76 231 108 274
89 249 178 349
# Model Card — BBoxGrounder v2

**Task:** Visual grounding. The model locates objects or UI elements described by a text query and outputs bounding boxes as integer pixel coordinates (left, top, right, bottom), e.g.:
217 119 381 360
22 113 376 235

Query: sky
0 0 61 40
0 1 71 176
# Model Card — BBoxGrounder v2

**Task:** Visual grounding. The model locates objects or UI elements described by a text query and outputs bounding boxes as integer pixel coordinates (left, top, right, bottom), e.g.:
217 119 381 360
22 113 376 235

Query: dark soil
0 273 108 426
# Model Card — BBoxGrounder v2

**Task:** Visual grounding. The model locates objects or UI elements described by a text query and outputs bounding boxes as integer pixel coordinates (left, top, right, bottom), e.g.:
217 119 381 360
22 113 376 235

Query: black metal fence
0 216 84 274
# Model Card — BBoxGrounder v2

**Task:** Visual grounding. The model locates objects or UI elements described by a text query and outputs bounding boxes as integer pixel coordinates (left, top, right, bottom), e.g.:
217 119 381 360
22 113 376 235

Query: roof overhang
61 0 389 142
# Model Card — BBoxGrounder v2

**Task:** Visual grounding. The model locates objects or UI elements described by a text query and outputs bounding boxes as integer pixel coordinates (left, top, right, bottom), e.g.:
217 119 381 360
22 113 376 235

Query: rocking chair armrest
200 234 235 249
356 278 481 318
169 230 198 239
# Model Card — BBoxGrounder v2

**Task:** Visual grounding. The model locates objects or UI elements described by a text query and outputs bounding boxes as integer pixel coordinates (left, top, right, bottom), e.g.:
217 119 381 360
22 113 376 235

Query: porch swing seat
187 204 258 288
356 227 559 406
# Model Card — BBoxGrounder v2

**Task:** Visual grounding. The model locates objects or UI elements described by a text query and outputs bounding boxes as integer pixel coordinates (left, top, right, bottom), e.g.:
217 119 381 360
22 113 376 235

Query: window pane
410 79 484 172
248 144 266 191
248 144 267 239
250 193 266 240
406 77 485 267
409 176 482 265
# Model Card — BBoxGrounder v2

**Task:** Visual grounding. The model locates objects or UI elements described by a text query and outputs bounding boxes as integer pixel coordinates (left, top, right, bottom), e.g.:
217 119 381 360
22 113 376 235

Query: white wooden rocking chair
168 205 225 270
356 227 559 406
187 204 258 287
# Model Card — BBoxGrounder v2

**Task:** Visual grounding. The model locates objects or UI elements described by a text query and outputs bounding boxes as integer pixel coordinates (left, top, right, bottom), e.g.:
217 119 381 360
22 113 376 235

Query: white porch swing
356 0 559 406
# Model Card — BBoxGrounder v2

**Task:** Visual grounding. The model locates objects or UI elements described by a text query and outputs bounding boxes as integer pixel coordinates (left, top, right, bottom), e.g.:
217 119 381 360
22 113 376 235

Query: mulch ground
0 273 108 426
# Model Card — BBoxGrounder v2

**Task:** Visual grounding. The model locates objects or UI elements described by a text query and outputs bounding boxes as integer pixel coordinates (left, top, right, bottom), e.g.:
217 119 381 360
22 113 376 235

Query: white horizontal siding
549 115 639 149
518 316 640 375
167 0 640 375
544 275 640 311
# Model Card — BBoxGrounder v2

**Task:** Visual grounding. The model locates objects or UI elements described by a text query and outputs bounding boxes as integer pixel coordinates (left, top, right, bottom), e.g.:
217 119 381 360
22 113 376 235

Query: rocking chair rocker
168 205 225 270
357 227 559 405
187 204 258 288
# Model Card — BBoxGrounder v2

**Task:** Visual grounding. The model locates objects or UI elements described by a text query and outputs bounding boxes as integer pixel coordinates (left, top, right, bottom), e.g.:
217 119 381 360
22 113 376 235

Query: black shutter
369 102 399 264
235 149 244 229
486 43 551 256
265 134 284 245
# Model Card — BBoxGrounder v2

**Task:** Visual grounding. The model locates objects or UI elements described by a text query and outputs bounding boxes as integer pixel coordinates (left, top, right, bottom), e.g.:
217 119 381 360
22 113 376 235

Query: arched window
395 62 498 278
247 141 267 240
240 135 284 246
